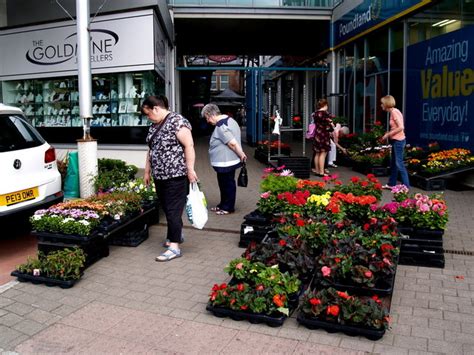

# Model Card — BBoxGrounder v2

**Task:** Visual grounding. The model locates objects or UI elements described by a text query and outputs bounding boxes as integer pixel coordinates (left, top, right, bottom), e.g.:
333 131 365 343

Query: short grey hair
201 103 221 118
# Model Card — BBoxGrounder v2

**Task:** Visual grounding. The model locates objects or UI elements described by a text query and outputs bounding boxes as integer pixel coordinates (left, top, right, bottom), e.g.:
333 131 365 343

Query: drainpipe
76 0 98 198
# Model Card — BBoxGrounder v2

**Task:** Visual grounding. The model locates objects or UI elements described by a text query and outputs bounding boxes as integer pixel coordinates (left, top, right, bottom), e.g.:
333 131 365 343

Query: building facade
330 0 473 151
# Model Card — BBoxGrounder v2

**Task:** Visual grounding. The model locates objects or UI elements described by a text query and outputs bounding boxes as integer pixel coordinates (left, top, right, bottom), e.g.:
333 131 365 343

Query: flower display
390 184 409 202
376 192 449 230
334 174 382 201
112 178 157 203
300 287 390 330
30 206 101 236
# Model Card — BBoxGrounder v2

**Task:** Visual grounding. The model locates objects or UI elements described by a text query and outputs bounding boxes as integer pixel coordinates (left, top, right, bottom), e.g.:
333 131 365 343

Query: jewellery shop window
1 71 158 128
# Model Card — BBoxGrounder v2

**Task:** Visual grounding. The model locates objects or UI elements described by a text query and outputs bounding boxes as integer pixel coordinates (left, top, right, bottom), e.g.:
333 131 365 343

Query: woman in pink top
380 95 410 189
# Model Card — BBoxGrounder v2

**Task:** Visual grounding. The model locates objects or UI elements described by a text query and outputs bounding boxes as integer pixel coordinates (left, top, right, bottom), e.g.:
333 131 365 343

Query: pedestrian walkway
1 138 474 354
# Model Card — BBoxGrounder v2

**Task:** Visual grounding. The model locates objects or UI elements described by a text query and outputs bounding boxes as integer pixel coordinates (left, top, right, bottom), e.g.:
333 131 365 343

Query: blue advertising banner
333 0 430 47
406 26 473 151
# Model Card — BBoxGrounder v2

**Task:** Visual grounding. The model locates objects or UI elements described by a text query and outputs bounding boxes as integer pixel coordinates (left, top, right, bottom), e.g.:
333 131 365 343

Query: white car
0 104 63 227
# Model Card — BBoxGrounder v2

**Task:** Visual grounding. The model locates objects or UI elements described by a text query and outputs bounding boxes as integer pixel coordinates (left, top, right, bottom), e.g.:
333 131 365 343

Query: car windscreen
0 114 45 152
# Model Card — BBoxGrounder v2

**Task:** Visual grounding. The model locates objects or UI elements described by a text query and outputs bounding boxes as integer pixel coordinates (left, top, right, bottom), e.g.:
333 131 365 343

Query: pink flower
383 257 392 266
322 175 330 182
263 167 274 173
364 270 373 278
419 203 430 212
260 192 271 199
236 263 244 270
321 266 331 277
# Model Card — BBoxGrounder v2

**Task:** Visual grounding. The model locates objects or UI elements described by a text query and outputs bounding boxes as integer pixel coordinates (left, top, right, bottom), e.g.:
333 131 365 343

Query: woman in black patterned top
143 95 198 262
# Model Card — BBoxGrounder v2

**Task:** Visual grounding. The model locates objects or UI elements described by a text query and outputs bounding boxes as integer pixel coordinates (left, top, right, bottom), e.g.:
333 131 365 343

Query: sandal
156 247 182 262
215 209 230 215
210 207 221 212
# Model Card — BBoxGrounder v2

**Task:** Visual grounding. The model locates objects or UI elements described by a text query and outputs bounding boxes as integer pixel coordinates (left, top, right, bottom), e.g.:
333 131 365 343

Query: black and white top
146 112 191 180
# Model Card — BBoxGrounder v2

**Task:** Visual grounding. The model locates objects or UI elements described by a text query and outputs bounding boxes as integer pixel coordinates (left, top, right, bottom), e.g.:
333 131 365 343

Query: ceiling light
432 19 451 27
441 19 458 26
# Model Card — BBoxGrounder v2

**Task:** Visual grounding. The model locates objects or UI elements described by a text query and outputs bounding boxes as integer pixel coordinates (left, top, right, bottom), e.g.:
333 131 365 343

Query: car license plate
0 187 39 206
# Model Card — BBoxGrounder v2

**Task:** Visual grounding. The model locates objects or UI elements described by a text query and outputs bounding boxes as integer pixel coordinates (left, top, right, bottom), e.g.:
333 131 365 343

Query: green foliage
95 158 139 191
260 173 297 194
16 248 85 281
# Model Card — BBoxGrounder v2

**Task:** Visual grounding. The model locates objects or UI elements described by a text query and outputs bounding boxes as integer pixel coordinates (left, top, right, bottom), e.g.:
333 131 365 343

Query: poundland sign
333 0 432 47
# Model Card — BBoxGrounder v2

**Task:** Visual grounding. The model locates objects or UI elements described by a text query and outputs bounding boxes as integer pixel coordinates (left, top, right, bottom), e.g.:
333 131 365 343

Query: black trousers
216 169 236 213
154 176 188 243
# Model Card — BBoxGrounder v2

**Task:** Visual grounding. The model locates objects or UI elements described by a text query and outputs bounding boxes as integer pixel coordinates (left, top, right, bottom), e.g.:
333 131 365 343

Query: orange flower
273 294 286 308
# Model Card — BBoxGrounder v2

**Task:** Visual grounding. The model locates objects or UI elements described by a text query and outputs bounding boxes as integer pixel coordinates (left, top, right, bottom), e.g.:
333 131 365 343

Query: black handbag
237 162 248 187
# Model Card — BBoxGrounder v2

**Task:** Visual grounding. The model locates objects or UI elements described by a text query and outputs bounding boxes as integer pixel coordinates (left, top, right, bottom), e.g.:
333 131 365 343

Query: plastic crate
399 250 445 268
239 223 274 248
410 174 446 191
277 156 311 179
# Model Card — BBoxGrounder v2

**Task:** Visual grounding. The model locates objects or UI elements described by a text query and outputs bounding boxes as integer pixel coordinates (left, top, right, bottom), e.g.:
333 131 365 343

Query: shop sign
406 26 473 151
332 0 431 47
0 10 156 79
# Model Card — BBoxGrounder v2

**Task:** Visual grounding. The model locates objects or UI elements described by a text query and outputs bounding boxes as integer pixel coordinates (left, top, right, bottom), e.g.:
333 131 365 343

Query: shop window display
1 71 157 128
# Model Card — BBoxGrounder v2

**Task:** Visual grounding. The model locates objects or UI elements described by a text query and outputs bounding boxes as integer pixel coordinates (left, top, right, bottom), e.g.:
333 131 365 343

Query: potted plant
297 287 390 340
207 257 301 326
11 247 86 288
244 234 315 282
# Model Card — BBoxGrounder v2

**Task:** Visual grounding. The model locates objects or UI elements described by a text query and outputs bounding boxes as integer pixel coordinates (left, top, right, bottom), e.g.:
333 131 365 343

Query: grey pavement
1 136 474 354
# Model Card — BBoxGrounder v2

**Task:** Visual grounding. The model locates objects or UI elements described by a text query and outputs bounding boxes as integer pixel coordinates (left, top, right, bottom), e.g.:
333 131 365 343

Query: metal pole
76 0 93 138
76 0 97 199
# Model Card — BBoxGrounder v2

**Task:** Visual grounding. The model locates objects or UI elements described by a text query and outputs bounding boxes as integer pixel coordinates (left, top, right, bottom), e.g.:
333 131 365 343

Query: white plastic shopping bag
186 182 208 229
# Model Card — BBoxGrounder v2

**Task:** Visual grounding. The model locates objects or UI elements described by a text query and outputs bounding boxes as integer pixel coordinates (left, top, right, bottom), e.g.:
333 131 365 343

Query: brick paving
1 137 474 354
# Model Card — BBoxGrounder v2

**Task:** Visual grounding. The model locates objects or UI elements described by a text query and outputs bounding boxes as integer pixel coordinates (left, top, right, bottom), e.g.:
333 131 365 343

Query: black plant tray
206 303 286 327
401 238 444 254
103 207 155 239
33 230 102 243
352 163 389 177
277 156 311 179
399 250 445 268
243 210 273 226
410 174 446 191
397 227 444 240
316 275 395 297
296 313 385 341
239 223 275 248
10 270 80 289
109 225 149 247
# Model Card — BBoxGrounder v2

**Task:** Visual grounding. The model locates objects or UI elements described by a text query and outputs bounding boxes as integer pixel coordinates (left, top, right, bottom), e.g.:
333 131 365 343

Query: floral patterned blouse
146 112 191 180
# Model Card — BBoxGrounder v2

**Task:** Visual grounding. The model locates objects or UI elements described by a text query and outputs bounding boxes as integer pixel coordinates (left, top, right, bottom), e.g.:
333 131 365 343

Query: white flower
280 169 294 177
78 220 90 226
32 215 42 220
114 214 121 220
62 217 74 223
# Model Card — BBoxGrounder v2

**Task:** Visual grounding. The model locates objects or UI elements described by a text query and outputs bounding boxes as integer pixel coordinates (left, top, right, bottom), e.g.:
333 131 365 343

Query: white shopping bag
186 182 208 229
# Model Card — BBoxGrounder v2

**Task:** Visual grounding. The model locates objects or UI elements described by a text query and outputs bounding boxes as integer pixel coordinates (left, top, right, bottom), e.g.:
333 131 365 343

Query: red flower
212 284 219 291
327 305 340 317
210 292 217 301
334 257 341 263
230 298 236 305
371 295 382 304
360 181 368 187
350 177 360 183
219 283 227 290
237 283 245 292
309 298 321 306
337 291 350 299
296 219 306 227
256 284 264 291
363 223 370 231
364 270 373 278
240 305 248 310
278 239 287 247
367 173 375 179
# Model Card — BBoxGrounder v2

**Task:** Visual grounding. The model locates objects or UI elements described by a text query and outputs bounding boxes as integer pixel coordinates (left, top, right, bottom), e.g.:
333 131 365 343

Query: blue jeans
216 170 237 212
388 139 410 188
